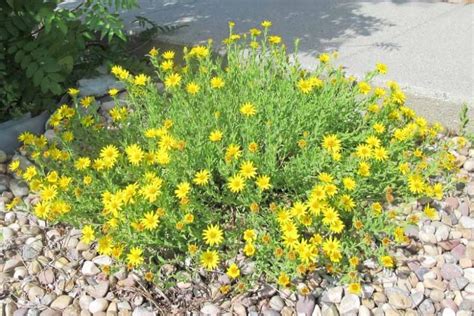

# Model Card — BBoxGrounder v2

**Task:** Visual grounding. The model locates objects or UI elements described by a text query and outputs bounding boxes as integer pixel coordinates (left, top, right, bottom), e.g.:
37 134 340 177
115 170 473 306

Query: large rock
9 179 29 197
386 288 413 309
50 295 72 310
78 75 125 97
339 294 360 314
459 216 474 229
441 263 464 281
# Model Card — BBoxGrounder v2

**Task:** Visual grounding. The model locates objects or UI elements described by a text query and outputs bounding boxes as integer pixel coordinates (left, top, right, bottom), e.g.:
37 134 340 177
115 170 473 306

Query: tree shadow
121 0 398 55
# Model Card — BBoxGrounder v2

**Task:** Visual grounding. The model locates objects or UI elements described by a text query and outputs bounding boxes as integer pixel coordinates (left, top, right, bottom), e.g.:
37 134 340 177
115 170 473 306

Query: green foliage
459 103 470 135
15 23 460 291
0 0 137 121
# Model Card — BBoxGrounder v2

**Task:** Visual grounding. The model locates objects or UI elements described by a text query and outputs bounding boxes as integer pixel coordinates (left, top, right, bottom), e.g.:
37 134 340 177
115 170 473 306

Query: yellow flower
81 225 95 244
297 79 313 94
277 272 290 287
424 205 438 220
127 247 144 267
186 82 200 95
348 283 362 295
358 82 371 95
148 47 158 57
209 130 223 142
318 53 330 63
349 256 359 267
141 211 159 230
243 229 256 242
108 88 119 96
164 73 182 88
240 102 257 116
83 176 92 186
408 174 425 194
67 88 79 96
261 20 272 28
248 142 259 153
373 147 388 161
239 160 257 179
210 77 225 89
322 134 341 153
74 157 91 171
193 169 210 186
342 177 356 191
9 160 20 172
376 63 387 74
174 182 191 199
380 255 394 268
97 235 113 255
160 60 174 71
227 174 245 193
162 50 175 59
201 249 219 270
243 243 256 256
203 224 224 246
268 35 282 44
188 244 198 255
134 74 149 86
80 96 94 108
358 162 371 177
189 45 209 58
125 144 144 166
255 175 271 191
226 263 240 279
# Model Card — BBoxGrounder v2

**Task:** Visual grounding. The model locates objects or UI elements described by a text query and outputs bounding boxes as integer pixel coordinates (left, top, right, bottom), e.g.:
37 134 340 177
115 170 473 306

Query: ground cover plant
12 21 463 295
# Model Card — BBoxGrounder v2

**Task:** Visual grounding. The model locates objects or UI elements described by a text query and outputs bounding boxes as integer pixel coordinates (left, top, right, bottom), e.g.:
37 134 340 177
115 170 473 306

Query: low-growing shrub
13 22 462 293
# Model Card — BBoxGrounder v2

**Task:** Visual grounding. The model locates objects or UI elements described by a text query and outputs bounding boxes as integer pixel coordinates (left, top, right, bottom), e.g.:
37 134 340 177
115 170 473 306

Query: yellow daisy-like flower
174 182 191 199
268 35 282 44
348 283 362 295
162 50 175 59
380 255 394 268
243 243 256 256
255 175 271 191
148 47 158 57
125 144 144 166
81 225 95 244
297 79 313 94
134 74 150 86
318 53 330 63
67 88 79 96
80 96 94 108
227 174 245 193
193 169 210 186
240 102 257 116
74 157 91 171
186 82 200 95
164 73 182 88
322 134 341 153
226 263 240 279
209 130 223 142
358 81 371 95
423 205 438 220
277 272 290 287
261 20 272 28
200 249 219 270
127 247 144 267
376 63 387 74
203 224 224 246
239 160 257 179
141 211 159 230
342 177 356 191
210 77 225 89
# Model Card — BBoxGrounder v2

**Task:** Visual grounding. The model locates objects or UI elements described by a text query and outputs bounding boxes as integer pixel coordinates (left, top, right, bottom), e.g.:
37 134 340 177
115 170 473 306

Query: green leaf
32 68 44 86
26 62 38 78
14 50 25 63
58 55 74 73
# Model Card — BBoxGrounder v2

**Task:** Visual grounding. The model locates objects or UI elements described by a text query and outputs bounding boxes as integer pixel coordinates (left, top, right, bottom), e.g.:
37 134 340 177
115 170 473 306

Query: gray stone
386 288 412 309
411 291 424 308
50 295 72 310
92 255 113 266
441 263 463 281
2 227 15 241
89 281 109 298
38 269 55 285
459 216 474 229
9 179 29 197
27 286 45 302
464 159 474 172
3 255 22 272
296 295 315 315
232 303 246 316
0 150 7 163
339 294 360 314
358 305 371 316
435 224 450 242
418 299 435 314
467 183 474 198
323 286 343 304
22 240 43 260
88 298 109 313
441 308 456 316
200 303 220 315
321 304 339 316
81 261 100 276
269 296 284 311
464 268 474 283
78 75 125 97
132 307 155 316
